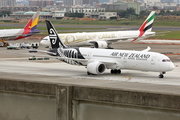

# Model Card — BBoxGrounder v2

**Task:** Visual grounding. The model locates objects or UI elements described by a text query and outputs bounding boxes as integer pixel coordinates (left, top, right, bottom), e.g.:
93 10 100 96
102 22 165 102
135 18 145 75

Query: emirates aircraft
40 11 156 48
43 20 174 78
0 11 40 42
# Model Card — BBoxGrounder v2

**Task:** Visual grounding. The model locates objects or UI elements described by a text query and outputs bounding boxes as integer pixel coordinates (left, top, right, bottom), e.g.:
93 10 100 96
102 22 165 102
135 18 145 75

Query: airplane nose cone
169 63 175 71
40 40 44 45
40 39 48 46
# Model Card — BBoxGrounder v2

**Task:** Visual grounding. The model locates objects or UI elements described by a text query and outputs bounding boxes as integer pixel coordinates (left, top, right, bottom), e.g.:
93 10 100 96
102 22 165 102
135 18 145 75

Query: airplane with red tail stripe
0 11 40 42
40 11 156 49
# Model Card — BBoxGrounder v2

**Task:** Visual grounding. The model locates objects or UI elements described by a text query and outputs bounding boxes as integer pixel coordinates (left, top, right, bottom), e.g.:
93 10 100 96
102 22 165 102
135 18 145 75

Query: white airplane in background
43 20 174 78
0 11 40 43
40 11 156 48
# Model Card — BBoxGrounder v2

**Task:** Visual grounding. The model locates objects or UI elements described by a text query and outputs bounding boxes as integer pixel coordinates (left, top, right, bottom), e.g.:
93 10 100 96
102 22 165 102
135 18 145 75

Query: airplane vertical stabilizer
23 11 40 34
15 11 40 40
30 11 40 32
45 20 66 49
138 11 156 35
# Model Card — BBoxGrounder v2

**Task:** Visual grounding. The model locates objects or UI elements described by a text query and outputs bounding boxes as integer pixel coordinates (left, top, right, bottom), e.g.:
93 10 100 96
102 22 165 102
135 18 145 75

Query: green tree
139 10 149 16
69 13 84 18
119 10 128 18
0 10 11 17
126 8 136 16
158 10 165 16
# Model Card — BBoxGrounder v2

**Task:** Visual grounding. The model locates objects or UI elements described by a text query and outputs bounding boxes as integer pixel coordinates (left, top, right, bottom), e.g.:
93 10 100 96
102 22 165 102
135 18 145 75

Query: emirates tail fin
138 11 156 35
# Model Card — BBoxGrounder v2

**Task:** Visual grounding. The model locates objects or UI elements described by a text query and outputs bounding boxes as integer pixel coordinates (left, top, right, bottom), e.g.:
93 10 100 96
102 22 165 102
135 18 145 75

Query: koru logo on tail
49 28 57 45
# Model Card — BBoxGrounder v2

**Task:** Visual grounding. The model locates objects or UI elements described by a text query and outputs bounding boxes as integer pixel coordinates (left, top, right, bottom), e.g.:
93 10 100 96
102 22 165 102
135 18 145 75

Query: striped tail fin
23 11 40 35
138 11 156 37
30 11 40 32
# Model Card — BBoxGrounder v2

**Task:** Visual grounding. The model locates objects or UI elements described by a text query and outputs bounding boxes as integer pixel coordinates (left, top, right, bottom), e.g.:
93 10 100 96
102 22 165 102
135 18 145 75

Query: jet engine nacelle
94 41 108 48
87 61 106 74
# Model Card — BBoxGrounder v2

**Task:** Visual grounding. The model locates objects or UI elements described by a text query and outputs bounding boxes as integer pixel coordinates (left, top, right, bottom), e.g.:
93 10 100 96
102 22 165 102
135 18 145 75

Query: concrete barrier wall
74 101 180 120
73 86 180 110
0 79 179 120
0 79 56 120
0 92 56 120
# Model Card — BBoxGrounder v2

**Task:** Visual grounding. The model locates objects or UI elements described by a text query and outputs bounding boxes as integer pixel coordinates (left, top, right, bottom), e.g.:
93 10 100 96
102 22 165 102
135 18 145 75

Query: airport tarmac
0 41 180 95
0 60 180 86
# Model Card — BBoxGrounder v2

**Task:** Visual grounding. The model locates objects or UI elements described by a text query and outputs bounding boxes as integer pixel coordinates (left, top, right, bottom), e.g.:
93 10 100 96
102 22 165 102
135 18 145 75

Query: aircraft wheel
111 69 114 74
87 71 96 75
111 69 117 74
158 74 164 78
87 71 91 75
117 69 121 74
111 69 121 74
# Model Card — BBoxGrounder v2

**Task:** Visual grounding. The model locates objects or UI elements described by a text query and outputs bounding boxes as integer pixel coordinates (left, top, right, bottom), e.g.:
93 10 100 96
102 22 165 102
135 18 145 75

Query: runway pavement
0 60 180 87
0 41 180 88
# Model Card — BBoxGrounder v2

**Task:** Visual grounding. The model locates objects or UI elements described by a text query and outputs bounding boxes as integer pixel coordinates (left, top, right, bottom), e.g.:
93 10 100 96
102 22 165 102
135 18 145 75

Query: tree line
0 10 11 17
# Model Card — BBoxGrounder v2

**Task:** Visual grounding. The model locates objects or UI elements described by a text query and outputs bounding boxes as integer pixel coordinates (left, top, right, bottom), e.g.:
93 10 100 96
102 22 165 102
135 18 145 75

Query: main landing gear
111 69 121 74
87 71 96 75
158 72 166 78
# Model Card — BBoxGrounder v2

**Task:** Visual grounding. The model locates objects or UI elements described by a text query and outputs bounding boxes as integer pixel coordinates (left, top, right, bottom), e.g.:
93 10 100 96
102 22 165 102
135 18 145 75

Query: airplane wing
30 49 57 55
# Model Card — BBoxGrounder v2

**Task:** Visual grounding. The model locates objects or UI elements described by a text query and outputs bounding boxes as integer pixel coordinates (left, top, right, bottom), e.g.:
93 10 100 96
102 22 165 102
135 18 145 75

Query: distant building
100 0 109 3
85 12 117 19
101 3 128 11
0 6 42 12
74 0 83 6
70 7 105 13
51 8 66 18
174 0 180 4
161 0 174 2
63 0 73 6
0 0 16 7
63 0 99 6
101 1 140 14
83 0 100 6
29 0 54 7
10 11 52 19
143 0 161 6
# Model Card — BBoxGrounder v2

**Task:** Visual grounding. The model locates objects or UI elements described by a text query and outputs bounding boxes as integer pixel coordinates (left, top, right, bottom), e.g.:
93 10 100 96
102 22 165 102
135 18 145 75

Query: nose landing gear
159 72 166 78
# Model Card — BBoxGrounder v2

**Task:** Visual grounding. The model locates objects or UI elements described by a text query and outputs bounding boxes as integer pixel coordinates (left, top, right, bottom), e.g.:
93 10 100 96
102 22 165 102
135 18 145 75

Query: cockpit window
162 59 171 62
